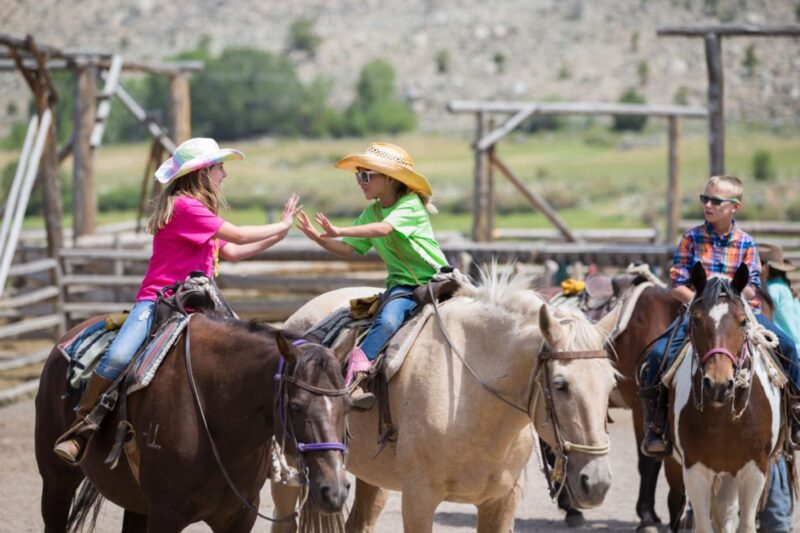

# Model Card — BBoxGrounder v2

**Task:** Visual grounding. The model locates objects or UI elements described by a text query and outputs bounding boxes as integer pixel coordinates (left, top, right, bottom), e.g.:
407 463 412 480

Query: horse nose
702 376 713 391
320 482 349 510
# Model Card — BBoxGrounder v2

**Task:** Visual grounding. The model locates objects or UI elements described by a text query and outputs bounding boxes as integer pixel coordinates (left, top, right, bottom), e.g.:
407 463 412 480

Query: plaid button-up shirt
669 220 762 308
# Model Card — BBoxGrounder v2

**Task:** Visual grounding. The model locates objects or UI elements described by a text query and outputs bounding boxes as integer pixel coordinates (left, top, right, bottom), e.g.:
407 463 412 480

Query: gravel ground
1 400 796 532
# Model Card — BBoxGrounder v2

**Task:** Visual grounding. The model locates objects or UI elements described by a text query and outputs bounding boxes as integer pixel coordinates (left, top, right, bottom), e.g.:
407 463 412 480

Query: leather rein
427 284 611 459
183 317 349 523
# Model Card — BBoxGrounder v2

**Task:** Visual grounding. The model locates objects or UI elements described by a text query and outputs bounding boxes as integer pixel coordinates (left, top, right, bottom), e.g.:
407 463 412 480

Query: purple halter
274 339 348 455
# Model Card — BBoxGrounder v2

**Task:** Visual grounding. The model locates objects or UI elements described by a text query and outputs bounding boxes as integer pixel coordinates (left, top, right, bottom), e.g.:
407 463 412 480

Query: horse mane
455 261 544 319
456 262 615 360
693 275 744 314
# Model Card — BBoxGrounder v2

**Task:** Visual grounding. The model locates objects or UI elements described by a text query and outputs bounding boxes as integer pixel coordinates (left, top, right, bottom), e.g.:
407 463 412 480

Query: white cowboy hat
155 137 244 185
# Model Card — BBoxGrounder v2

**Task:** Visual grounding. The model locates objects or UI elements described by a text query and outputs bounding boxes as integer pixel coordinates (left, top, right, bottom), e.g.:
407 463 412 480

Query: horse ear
595 303 621 340
539 304 563 347
333 328 358 365
690 262 707 296
732 263 749 295
275 331 301 365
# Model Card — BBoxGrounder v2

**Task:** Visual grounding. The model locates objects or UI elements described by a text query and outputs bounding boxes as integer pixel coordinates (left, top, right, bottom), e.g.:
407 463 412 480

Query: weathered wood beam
471 111 491 242
705 33 725 175
665 116 681 244
448 100 707 118
476 105 538 150
490 154 579 243
168 72 191 144
657 24 800 37
72 63 97 239
90 54 123 148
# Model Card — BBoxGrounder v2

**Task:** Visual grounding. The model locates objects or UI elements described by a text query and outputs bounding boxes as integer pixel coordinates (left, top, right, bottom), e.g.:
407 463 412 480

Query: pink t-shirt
136 196 227 301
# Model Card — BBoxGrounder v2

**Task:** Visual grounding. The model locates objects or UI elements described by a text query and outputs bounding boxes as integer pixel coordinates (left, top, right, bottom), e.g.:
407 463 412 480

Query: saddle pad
58 318 118 390
382 304 435 381
127 315 190 395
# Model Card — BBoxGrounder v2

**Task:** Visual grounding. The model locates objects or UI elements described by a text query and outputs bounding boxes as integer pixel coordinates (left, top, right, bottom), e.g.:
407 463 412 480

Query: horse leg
476 478 523 533
683 465 715 533
663 457 686 532
39 464 83 533
269 482 301 533
122 510 148 532
400 477 441 533
145 506 189 533
708 474 738 532
735 464 768 533
345 478 388 533
635 450 663 532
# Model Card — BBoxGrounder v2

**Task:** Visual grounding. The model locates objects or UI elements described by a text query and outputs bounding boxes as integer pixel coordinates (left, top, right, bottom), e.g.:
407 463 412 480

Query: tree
612 88 648 131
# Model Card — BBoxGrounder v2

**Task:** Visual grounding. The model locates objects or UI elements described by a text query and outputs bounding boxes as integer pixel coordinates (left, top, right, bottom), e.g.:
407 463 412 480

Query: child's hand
296 210 321 240
315 213 340 238
279 194 302 228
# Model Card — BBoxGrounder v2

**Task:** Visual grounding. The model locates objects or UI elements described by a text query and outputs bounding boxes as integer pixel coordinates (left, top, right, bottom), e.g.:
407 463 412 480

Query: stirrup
641 430 671 459
350 385 376 411
53 438 83 465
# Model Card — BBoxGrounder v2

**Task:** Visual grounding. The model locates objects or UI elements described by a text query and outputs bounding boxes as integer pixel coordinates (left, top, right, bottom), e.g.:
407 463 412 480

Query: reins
428 284 611 499
183 317 349 524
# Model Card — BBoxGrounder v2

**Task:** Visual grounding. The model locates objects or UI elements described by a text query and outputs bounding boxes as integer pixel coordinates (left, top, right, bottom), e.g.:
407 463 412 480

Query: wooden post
72 64 97 239
38 108 63 260
168 72 191 144
472 111 492 242
665 115 681 244
704 32 724 176
487 117 496 242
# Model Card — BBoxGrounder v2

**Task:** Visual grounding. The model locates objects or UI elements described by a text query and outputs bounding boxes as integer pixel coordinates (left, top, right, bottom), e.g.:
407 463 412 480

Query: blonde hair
388 178 438 215
707 175 743 200
146 167 224 234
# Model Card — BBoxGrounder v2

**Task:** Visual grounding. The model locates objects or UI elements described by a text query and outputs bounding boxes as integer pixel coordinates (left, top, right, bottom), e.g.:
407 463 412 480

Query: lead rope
184 316 298 523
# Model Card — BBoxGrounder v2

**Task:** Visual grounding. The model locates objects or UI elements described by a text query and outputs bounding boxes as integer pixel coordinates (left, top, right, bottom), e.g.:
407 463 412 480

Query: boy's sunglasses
355 170 381 184
699 194 739 206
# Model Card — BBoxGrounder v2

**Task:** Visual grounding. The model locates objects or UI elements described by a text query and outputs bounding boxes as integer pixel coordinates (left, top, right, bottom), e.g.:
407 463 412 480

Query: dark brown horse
546 277 685 532
35 313 351 532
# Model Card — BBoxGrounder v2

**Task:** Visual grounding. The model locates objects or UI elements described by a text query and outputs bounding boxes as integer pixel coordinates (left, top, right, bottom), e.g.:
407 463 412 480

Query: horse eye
553 378 568 391
289 400 304 413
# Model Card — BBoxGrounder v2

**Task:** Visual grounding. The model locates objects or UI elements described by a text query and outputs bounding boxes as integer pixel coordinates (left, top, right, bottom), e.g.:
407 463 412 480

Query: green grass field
4 124 799 234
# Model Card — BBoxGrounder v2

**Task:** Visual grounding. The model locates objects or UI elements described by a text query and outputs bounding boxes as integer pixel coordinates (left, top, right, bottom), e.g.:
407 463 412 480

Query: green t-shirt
342 193 448 289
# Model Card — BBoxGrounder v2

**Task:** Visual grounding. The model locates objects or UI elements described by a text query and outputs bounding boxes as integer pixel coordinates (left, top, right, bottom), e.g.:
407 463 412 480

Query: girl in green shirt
297 142 448 407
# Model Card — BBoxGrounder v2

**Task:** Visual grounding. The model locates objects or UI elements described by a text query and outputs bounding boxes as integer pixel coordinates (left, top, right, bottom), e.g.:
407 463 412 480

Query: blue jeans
359 285 417 361
758 456 793 532
95 300 155 380
644 312 800 390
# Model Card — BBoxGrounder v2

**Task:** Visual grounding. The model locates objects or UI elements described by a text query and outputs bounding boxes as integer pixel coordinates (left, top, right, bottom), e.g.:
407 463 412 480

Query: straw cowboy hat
759 243 795 272
155 137 244 185
335 142 432 196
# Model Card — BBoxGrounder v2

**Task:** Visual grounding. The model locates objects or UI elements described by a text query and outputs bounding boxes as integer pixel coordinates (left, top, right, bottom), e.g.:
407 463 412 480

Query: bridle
428 286 611 500
688 293 754 417
184 319 349 523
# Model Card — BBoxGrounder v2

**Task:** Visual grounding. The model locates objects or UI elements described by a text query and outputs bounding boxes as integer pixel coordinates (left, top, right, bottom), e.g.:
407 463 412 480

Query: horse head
535 304 620 509
689 262 750 406
275 332 352 513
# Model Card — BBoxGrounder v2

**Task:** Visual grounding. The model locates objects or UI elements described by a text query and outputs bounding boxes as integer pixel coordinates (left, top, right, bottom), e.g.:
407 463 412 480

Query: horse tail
66 478 105 533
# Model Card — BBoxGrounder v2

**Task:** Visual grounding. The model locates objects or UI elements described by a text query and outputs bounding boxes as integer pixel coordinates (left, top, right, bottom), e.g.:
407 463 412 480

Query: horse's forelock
693 275 742 315
293 345 344 387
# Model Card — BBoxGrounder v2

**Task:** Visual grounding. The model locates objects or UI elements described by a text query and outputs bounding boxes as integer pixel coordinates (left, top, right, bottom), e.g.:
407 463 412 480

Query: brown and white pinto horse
670 263 782 533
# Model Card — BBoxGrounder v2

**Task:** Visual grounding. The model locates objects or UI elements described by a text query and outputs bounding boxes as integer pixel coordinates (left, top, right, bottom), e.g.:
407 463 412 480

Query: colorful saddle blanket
58 314 189 394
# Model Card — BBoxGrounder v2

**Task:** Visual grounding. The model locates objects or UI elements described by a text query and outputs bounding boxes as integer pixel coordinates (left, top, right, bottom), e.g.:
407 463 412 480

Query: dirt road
0 399 795 531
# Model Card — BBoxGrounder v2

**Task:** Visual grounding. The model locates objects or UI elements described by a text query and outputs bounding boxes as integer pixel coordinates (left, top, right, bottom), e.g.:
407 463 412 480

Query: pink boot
345 347 376 410
345 346 373 386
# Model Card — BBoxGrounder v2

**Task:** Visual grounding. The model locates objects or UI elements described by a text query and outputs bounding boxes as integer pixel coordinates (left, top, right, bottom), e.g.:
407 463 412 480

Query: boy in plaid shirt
640 175 800 457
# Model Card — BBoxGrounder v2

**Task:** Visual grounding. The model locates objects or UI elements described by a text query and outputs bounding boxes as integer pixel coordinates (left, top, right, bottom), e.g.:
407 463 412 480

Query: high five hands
297 211 340 239
280 194 303 229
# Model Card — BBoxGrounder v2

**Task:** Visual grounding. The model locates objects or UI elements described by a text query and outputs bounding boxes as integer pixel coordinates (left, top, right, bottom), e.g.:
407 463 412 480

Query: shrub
673 86 690 105
612 88 648 132
435 49 450 74
343 59 416 136
742 44 758 76
637 61 649 86
752 150 775 181
493 52 506 73
287 18 322 57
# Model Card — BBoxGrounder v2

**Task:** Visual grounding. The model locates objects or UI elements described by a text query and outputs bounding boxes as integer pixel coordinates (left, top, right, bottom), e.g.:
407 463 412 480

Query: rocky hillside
1 0 799 134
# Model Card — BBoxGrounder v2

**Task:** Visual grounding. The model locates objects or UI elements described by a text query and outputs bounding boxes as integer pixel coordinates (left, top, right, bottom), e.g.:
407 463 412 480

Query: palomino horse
272 267 621 532
670 263 782 533
35 313 351 532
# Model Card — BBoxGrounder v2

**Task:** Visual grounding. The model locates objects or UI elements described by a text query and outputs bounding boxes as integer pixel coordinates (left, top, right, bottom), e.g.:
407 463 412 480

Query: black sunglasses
355 170 381 184
699 194 738 207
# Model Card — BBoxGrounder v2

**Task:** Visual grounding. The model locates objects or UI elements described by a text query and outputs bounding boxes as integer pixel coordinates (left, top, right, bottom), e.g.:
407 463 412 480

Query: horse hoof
565 510 586 528
635 526 661 533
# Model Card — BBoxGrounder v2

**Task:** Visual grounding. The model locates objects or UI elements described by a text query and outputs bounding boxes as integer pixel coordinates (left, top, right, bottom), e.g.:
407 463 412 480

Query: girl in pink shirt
55 137 301 464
